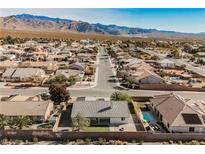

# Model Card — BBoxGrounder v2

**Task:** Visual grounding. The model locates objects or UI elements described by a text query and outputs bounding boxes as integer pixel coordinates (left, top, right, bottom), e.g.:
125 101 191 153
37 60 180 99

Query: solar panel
182 113 202 125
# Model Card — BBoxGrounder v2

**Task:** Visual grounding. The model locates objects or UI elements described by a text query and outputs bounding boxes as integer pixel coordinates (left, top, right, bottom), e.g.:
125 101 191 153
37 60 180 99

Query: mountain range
0 13 204 38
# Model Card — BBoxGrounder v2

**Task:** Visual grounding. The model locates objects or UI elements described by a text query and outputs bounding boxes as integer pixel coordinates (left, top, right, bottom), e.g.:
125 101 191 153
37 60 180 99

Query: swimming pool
142 112 156 122
170 77 181 81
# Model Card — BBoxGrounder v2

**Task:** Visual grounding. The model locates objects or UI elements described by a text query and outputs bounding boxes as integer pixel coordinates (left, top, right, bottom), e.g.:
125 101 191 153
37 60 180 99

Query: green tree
55 74 68 83
72 113 90 131
67 76 76 85
172 47 181 59
49 84 70 105
2 36 16 45
159 71 166 77
110 92 132 104
0 114 10 130
12 116 31 130
122 76 139 89
116 70 128 79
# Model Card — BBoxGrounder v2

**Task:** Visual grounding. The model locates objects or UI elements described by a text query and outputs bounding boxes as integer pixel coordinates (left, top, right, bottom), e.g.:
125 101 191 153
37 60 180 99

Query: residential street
1 46 205 100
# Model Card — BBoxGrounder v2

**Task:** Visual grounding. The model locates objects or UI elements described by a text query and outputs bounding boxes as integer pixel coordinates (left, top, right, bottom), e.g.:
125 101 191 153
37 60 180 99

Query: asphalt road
1 46 205 100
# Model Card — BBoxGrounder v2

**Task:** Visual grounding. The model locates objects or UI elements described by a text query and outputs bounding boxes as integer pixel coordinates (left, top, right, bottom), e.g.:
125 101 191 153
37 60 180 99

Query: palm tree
72 113 90 131
13 116 31 130
0 114 10 130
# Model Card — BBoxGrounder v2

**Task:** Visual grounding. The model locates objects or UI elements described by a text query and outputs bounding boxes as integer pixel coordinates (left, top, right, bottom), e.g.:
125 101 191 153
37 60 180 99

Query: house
77 53 96 62
28 51 48 61
20 61 57 72
130 67 164 84
0 101 53 122
158 59 175 68
2 68 45 82
71 101 130 125
0 60 19 70
68 63 84 71
123 59 153 71
150 93 205 133
196 52 205 57
47 54 69 62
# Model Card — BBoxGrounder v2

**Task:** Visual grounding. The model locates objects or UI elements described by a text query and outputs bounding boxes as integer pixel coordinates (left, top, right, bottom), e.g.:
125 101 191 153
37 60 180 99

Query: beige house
130 67 164 84
150 93 205 133
0 60 19 70
0 101 53 122
20 61 57 71
123 60 153 71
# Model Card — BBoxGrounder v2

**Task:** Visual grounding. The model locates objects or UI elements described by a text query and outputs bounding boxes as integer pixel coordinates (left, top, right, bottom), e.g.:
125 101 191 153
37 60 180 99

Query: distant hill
0 13 205 39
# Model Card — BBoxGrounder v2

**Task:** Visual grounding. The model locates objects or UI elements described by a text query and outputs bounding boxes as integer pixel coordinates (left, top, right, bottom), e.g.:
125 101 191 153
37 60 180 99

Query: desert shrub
85 138 92 144
33 137 38 143
96 138 106 145
138 140 144 145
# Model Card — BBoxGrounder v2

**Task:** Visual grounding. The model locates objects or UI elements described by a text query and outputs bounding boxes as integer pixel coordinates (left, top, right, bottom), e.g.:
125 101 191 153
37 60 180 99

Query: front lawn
83 126 110 132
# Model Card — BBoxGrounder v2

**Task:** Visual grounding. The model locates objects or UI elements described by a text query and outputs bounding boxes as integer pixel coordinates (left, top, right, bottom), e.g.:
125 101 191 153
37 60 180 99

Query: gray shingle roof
71 101 130 118
2 68 16 78
12 68 45 78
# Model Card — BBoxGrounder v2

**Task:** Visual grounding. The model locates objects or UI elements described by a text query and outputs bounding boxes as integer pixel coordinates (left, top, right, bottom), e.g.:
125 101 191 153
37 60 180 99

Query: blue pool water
142 112 156 122
170 77 181 81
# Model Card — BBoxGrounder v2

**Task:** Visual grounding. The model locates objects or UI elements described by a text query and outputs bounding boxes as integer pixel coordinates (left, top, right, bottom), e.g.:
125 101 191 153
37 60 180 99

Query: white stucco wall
170 126 205 133
110 117 129 124
44 103 54 120
160 63 174 68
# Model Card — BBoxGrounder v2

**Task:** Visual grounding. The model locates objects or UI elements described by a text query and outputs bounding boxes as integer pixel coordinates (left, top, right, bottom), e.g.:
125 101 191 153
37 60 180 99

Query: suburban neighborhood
1 35 205 145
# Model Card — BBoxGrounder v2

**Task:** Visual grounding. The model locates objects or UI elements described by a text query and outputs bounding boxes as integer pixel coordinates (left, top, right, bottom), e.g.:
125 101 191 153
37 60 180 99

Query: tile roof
71 101 130 118
0 101 51 116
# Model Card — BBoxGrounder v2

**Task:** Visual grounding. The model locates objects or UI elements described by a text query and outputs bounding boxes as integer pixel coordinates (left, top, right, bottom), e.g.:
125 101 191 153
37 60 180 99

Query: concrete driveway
109 114 137 132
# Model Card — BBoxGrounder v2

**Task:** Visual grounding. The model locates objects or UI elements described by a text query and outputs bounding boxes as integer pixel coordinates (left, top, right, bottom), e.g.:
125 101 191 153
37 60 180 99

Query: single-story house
68 63 84 71
71 101 130 125
124 60 153 71
20 61 58 71
130 67 164 84
0 101 53 122
158 59 175 68
47 54 69 62
77 53 96 62
2 68 45 82
150 93 205 133
0 60 19 70
196 52 205 57
31 51 48 57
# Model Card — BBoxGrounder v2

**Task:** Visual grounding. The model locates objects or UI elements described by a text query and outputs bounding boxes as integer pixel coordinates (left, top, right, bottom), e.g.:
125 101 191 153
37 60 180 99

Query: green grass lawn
83 126 110 132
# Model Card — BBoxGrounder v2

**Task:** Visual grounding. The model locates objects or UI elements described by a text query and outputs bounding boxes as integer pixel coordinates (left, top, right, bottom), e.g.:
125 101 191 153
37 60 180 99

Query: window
121 117 125 121
189 127 195 132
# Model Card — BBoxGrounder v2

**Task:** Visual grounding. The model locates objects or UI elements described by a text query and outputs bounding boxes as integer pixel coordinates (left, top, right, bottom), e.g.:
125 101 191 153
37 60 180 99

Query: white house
158 59 175 68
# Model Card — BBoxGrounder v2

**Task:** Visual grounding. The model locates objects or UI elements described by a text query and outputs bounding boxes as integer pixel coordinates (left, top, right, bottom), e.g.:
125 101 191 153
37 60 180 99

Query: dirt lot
1 28 205 42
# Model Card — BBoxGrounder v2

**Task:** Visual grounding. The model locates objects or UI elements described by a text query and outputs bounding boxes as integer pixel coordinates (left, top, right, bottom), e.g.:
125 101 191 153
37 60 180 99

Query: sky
0 8 205 33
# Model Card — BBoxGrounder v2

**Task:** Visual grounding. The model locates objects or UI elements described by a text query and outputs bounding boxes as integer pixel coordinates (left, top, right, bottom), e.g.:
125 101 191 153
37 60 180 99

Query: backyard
83 126 110 132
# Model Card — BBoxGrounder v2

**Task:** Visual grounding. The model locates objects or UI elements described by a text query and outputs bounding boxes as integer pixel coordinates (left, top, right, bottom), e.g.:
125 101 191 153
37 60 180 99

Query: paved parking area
109 114 138 132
